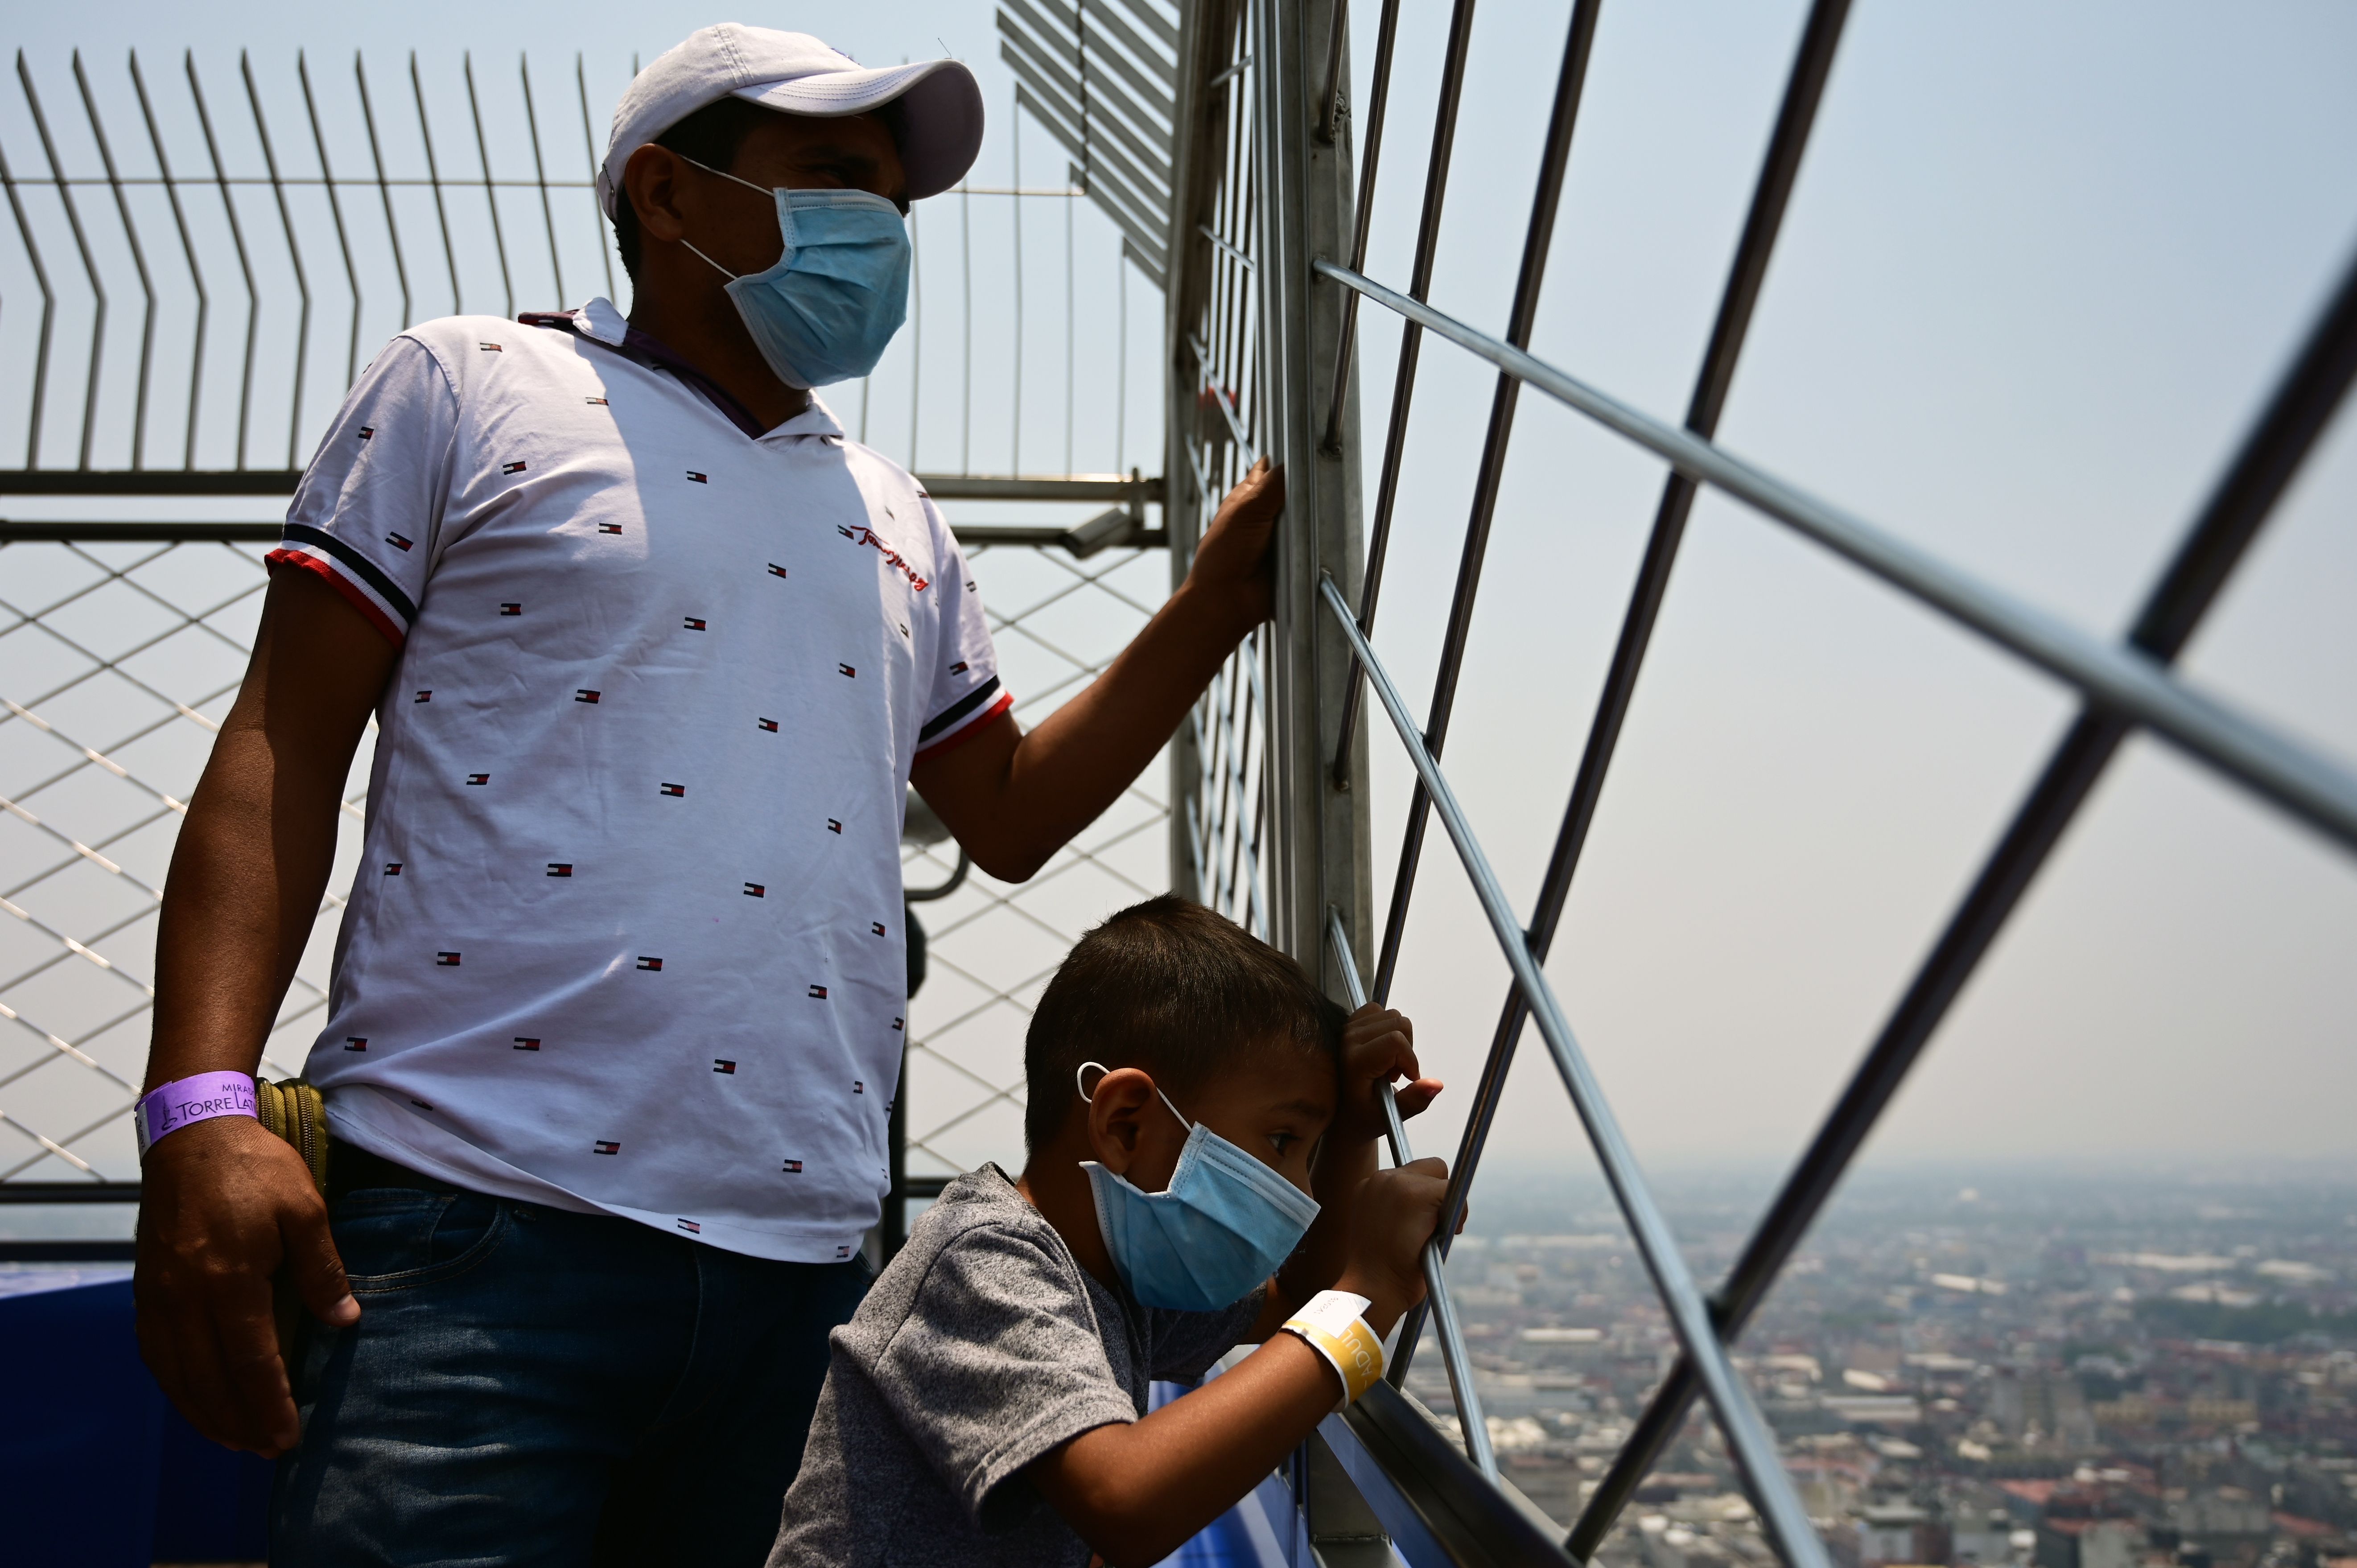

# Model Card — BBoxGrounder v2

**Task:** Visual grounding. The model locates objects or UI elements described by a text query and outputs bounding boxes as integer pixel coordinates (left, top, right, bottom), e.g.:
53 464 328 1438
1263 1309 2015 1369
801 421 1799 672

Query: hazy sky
6 1 2352 1194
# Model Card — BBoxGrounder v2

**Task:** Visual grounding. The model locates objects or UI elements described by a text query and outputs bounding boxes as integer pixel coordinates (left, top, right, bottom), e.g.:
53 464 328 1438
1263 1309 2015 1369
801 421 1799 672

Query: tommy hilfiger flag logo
480 342 503 352
514 1037 541 1050
500 603 522 616
593 1140 620 1155
826 818 842 834
683 617 707 631
686 471 707 483
808 985 828 1000
852 1080 864 1094
598 523 623 535
466 774 490 786
437 951 462 966
677 1218 701 1232
344 1037 367 1051
768 563 789 578
713 1059 737 1074
385 863 402 875
744 883 765 897
636 956 663 971
950 660 969 675
870 922 887 937
547 863 573 877
502 462 527 476
758 718 779 732
781 1159 803 1174
357 426 375 440
586 396 608 405
838 663 856 678
575 690 600 703
892 1016 904 1031
387 532 413 551
835 1245 852 1259
660 782 685 797
414 691 432 703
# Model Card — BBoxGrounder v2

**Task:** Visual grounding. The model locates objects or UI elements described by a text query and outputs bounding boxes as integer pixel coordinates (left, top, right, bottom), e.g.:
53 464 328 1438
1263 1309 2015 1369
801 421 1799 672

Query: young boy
768 896 1450 1567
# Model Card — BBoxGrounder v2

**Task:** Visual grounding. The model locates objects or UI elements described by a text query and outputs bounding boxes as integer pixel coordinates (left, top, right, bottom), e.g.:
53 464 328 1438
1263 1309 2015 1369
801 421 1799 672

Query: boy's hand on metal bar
1336 1155 1451 1335
1334 1001 1436 1148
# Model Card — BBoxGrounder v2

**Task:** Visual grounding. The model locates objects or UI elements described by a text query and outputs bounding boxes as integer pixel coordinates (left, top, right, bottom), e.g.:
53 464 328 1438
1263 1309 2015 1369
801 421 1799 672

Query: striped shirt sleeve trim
914 685 1013 761
278 523 422 626
265 543 409 650
917 675 1004 744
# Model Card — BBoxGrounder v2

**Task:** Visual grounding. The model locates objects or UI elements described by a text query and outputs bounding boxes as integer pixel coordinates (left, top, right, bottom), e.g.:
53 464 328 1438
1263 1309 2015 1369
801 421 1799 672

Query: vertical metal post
1252 0 1369 971
1162 0 1228 903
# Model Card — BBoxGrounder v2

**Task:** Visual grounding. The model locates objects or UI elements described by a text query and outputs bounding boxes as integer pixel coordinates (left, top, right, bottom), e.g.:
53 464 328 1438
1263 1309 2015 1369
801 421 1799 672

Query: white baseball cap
598 24 985 219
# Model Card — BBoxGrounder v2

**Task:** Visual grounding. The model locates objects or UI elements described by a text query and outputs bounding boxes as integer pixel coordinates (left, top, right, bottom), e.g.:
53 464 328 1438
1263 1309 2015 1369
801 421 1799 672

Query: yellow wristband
1281 1289 1384 1406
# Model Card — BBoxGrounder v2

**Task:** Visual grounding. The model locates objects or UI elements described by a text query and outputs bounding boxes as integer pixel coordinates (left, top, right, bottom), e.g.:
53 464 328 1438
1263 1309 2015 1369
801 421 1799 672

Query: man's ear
622 143 692 244
1084 1067 1159 1177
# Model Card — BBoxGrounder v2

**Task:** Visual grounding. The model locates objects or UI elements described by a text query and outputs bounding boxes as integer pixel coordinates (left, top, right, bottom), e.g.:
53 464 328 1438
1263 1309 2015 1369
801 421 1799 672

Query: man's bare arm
911 460 1282 882
134 567 396 1455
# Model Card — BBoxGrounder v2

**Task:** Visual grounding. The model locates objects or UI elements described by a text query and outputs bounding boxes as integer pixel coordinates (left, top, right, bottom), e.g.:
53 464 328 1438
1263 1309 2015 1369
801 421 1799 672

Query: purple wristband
134 1071 259 1156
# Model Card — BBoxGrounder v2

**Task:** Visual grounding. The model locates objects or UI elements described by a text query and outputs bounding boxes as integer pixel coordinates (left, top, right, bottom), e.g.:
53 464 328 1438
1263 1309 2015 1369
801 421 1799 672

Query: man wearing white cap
130 23 1283 1564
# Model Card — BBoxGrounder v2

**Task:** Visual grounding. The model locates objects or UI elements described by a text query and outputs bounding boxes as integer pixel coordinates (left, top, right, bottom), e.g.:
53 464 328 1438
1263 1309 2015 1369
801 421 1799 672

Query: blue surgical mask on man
1074 1061 1321 1313
677 156 911 389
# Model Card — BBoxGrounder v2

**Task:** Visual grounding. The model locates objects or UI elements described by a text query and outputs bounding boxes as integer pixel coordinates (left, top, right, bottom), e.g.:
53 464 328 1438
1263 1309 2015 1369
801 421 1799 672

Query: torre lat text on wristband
133 1071 260 1156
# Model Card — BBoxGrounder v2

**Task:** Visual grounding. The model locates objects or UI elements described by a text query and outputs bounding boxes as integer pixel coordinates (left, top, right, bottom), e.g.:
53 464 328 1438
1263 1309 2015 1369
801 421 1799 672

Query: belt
328 1141 464 1203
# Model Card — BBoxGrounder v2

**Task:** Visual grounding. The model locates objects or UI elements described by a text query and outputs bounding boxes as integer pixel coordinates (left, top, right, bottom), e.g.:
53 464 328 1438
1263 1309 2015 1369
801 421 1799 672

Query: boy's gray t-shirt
769 1164 1265 1568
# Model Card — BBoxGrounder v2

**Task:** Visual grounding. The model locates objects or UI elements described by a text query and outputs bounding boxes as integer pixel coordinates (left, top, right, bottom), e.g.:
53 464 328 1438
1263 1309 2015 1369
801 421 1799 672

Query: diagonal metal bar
297 52 365 388
17 52 106 471
1322 0 1479 791
1391 0 1851 1385
1368 0 1601 1003
412 52 462 317
575 55 614 305
1317 572 1832 1568
0 114 60 465
1566 231 2357 1564
128 50 207 471
72 52 156 470
241 51 311 469
520 55 566 312
357 55 414 332
1323 905 1497 1481
463 53 515 320
1316 258 2357 853
185 54 257 468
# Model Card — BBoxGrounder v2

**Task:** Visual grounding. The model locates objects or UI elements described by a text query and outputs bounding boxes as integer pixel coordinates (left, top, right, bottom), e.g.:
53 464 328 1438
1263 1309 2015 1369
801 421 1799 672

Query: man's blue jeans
272 1182 870 1566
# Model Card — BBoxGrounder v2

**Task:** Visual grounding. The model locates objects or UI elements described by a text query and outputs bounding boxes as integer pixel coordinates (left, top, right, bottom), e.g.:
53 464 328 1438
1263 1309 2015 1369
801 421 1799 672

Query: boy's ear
1084 1067 1159 1177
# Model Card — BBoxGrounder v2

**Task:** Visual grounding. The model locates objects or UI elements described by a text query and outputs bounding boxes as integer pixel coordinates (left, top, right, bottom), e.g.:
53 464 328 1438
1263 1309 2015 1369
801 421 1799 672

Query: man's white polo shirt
270 298 1010 1262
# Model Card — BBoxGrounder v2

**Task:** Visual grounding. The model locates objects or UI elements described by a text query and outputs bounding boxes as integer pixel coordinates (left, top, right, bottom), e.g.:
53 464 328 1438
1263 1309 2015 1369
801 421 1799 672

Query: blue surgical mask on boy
677 157 911 389
1074 1061 1321 1313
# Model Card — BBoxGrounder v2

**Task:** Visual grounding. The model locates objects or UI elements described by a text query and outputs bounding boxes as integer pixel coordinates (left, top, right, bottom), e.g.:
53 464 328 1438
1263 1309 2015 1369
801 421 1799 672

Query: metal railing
1152 0 2357 1564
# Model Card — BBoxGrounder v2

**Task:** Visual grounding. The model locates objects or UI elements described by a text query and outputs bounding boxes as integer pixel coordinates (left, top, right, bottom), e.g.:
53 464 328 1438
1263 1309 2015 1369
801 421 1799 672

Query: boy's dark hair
610 99 907 283
1024 896 1347 1151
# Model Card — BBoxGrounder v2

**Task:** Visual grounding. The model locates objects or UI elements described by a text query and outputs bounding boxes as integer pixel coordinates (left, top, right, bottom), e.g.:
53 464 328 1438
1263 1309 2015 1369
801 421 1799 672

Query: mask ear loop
671 152 777 283
1075 1061 1192 1128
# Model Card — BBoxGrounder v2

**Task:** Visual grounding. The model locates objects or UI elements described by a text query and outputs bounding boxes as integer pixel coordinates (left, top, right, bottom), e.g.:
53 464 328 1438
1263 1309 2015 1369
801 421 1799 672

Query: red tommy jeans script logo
836 523 929 591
